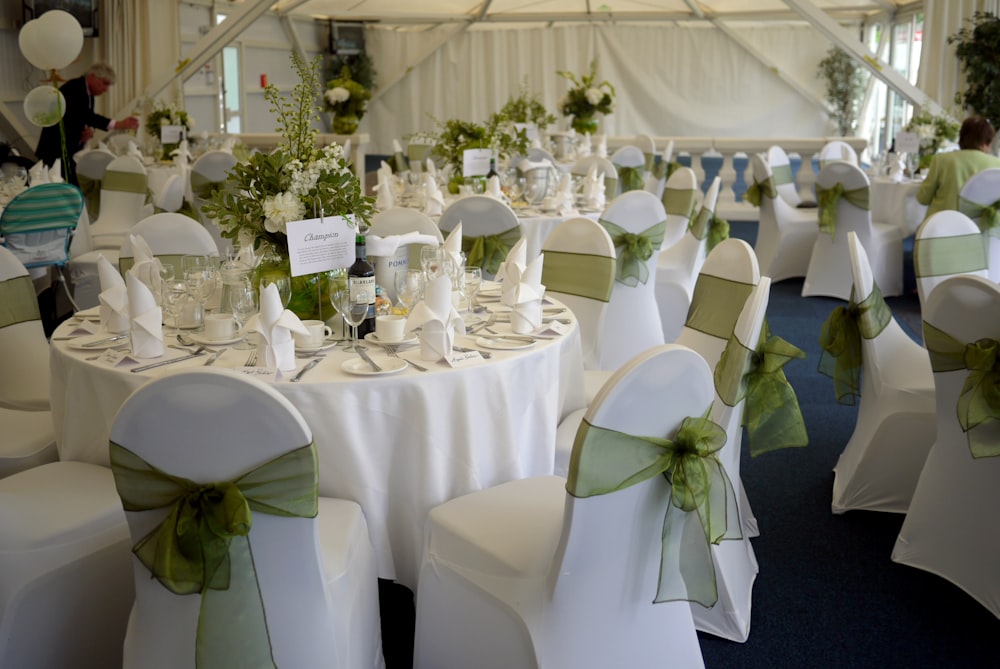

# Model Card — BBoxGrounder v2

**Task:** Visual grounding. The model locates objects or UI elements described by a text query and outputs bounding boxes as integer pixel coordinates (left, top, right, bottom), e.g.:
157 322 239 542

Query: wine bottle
486 155 499 180
348 234 377 338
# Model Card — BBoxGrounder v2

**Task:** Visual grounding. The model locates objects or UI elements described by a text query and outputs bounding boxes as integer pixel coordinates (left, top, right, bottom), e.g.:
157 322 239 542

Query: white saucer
73 306 101 321
188 332 243 346
475 335 535 350
341 356 407 376
364 332 418 347
295 340 338 354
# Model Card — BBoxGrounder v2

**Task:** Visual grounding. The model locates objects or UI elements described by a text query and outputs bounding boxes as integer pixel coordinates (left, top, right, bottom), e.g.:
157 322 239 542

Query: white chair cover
413 345 710 669
153 173 185 213
610 144 647 196
655 177 720 343
118 213 219 272
803 161 902 300
913 210 988 313
109 369 384 669
751 153 818 281
829 231 936 514
571 155 618 200
74 148 115 219
189 150 239 255
369 208 444 303
766 145 807 208
819 140 859 168
438 195 520 281
957 167 1000 282
892 275 1000 618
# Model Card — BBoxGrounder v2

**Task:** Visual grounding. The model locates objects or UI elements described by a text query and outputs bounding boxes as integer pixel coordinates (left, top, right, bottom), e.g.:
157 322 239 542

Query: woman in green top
917 116 1000 219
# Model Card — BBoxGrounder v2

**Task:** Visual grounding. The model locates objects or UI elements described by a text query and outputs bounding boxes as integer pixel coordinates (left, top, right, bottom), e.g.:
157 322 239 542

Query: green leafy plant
202 52 374 255
143 100 192 139
816 47 867 136
905 107 960 170
556 59 615 121
326 52 376 91
498 79 556 128
430 114 529 176
949 11 1000 124
324 65 372 122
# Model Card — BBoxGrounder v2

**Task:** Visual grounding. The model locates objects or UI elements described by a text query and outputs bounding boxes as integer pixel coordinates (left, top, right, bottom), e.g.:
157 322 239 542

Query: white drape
365 22 832 154
918 0 1000 112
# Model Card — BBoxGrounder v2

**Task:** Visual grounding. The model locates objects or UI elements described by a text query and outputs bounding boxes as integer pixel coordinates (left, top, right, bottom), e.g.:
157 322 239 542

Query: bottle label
349 275 376 304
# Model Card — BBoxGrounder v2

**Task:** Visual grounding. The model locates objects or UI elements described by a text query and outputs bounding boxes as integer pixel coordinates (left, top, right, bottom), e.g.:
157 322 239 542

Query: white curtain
918 0 1000 112
365 22 833 154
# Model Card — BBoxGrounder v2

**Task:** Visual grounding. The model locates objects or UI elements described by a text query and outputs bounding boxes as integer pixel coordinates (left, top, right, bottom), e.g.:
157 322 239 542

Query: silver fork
244 349 258 366
385 345 428 372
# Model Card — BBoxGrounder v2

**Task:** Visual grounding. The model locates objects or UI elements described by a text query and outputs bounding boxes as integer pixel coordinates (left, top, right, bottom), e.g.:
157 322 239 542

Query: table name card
285 215 355 277
446 350 483 366
100 350 137 366
463 148 492 178
160 125 185 144
894 131 920 155
514 123 540 142
540 320 571 336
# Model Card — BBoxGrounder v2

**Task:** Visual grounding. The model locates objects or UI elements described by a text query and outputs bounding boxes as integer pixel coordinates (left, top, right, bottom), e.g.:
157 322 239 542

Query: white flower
585 87 604 106
263 191 304 234
325 87 351 105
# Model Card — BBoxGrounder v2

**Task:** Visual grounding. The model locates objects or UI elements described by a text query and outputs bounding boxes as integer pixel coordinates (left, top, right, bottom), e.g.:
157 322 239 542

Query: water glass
395 269 425 313
463 267 482 311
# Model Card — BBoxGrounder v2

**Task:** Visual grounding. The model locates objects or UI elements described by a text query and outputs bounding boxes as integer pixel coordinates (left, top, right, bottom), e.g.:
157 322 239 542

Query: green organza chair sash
110 441 320 669
662 187 698 219
684 275 753 340
541 250 615 302
922 322 1000 458
715 319 808 455
815 182 870 238
689 206 711 241
643 152 655 172
913 234 987 278
958 196 1000 237
462 226 521 276
603 176 619 198
566 414 737 607
706 214 729 253
743 175 777 207
616 165 645 194
818 283 892 405
77 174 102 219
0 276 41 328
598 219 667 287
102 170 147 195
119 253 186 279
652 160 682 182
771 164 794 187
190 172 224 202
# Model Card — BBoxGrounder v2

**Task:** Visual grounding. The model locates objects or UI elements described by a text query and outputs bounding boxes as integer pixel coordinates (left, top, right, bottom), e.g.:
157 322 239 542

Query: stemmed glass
334 288 370 350
261 269 292 308
463 267 482 312
394 269 425 314
230 278 258 350
161 278 188 334
421 246 446 280
182 255 213 329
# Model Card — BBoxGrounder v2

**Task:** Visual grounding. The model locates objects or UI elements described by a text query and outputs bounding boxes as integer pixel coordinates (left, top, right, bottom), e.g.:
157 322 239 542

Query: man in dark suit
34 62 139 184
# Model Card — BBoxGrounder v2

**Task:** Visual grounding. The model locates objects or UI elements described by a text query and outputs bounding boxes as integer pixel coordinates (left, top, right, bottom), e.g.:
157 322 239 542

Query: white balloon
39 10 84 70
23 85 67 128
17 18 51 71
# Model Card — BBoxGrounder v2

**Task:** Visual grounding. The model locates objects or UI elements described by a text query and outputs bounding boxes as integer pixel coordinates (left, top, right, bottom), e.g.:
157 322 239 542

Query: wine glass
182 255 213 330
230 278 258 350
463 267 482 312
420 246 446 280
334 288 370 350
261 268 292 308
394 269 425 314
161 279 188 334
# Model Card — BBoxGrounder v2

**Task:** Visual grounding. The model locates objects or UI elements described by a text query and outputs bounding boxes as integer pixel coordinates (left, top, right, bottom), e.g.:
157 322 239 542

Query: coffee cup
294 319 333 349
375 314 406 342
204 313 237 341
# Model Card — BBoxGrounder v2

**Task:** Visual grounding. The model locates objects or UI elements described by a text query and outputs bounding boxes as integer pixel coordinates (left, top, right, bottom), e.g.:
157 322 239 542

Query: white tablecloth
871 178 926 237
50 308 585 588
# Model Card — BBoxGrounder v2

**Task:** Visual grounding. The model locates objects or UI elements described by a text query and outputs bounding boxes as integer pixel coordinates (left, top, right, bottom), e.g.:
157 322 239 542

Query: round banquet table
870 177 927 238
49 305 585 589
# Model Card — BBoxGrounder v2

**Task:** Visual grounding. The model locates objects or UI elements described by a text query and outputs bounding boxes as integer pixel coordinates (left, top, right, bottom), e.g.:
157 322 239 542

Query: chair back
109 369 339 669
610 145 647 195
0 182 83 269
571 155 618 200
548 344 712 668
913 210 987 310
75 149 115 219
541 216 616 370
598 190 669 370
661 166 699 249
189 150 238 254
91 155 148 250
957 167 1000 282
438 195 520 280
118 213 219 277
526 146 557 166
154 173 185 213
766 145 802 207
369 208 443 301
0 245 49 411
819 140 859 168
633 134 657 170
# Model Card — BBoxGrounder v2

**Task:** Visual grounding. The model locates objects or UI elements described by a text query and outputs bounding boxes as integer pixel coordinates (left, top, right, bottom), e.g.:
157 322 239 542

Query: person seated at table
917 115 1000 219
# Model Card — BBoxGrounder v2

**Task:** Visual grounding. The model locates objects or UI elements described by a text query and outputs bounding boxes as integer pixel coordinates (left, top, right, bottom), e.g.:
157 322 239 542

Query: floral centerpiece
324 65 371 135
557 59 615 135
202 52 374 320
144 100 193 160
905 107 960 171
498 80 556 129
431 114 529 193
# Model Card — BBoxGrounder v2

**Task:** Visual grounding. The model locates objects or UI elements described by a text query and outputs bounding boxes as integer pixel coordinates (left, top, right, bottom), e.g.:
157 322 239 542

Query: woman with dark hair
916 115 1000 219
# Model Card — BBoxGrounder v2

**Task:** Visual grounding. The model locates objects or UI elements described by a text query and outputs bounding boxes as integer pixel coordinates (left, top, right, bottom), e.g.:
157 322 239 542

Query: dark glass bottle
348 234 376 339
486 156 499 180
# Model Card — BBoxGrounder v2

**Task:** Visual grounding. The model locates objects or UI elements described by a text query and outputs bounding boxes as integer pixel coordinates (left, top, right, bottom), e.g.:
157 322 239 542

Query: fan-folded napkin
126 271 163 358
126 140 145 162
424 173 445 216
171 139 192 165
444 223 464 270
887 153 906 183
374 160 395 211
128 234 165 301
29 160 49 185
543 172 576 216
98 254 130 333
498 239 545 333
251 283 310 372
582 164 606 211
367 232 440 257
405 274 464 361
484 175 508 203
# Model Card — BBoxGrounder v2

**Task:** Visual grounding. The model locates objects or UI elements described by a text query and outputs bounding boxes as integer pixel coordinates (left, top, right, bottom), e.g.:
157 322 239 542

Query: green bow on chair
923 323 1000 458
818 283 891 405
715 319 808 456
462 226 521 276
77 174 102 219
599 219 667 286
706 214 729 253
652 160 683 182
617 165 645 194
958 196 1000 237
567 413 738 607
815 182 870 238
743 175 776 208
110 441 320 669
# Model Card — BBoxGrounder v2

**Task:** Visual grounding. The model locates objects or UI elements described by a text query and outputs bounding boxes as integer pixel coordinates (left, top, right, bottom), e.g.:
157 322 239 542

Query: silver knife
290 357 321 382
203 350 221 366
81 333 129 348
355 346 383 372
130 348 207 373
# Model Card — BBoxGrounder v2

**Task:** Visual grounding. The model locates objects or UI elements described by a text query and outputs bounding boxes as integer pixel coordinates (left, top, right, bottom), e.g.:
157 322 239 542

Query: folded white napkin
544 172 576 216
48 159 63 183
444 223 464 271
126 140 144 162
424 174 445 216
888 153 906 183
171 139 192 165
29 160 49 185
125 270 164 358
374 163 396 211
97 140 110 153
498 241 545 333
425 158 437 178
367 231 440 257
128 234 164 301
484 175 508 203
596 135 608 158
98 255 130 334
405 274 464 361
252 283 310 372
662 139 675 166
582 164 606 211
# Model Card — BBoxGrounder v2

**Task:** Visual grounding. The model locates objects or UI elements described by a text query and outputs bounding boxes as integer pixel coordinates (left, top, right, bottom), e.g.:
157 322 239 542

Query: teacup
375 315 406 342
204 313 238 341
294 319 333 349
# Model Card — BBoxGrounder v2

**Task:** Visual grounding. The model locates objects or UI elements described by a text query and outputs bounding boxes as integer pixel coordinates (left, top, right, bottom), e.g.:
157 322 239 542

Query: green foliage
498 79 556 128
144 100 191 139
557 59 615 120
326 52 377 91
949 12 1000 124
324 65 372 119
430 114 529 174
906 107 961 169
816 47 867 136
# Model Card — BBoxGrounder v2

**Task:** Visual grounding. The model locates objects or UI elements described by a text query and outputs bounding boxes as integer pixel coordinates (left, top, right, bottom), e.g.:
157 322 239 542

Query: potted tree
949 11 1000 125
816 47 867 136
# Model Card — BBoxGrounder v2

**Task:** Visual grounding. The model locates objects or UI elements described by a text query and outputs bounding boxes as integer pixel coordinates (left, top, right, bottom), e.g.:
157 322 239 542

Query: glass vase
571 115 599 135
333 114 359 135
254 247 344 323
